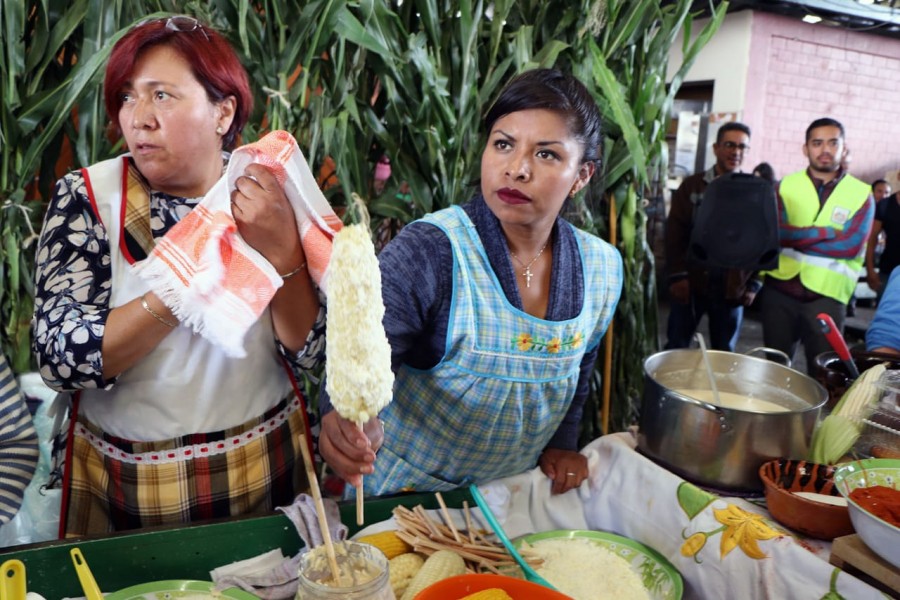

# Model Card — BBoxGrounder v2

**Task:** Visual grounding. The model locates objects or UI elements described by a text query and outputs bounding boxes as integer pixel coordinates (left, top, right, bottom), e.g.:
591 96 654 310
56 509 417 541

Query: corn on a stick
325 198 394 525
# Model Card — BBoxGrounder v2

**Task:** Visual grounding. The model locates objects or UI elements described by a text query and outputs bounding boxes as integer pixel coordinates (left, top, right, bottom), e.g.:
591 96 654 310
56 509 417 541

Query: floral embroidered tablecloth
477 432 887 600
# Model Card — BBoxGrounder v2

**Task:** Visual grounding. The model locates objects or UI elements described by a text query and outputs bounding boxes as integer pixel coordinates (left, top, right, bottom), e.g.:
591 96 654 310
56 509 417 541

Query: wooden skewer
298 433 343 586
389 495 544 573
356 423 365 526
435 492 462 543
601 195 617 435
462 501 476 544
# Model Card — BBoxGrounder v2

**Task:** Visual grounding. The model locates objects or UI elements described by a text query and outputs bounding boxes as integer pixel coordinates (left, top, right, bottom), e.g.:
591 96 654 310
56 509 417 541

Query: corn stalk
576 0 729 433
0 1 130 372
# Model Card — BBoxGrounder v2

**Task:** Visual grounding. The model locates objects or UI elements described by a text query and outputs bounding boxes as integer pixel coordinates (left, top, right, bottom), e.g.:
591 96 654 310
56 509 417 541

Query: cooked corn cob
809 363 886 464
399 550 467 600
325 221 394 424
459 589 514 600
389 552 426 597
358 530 413 559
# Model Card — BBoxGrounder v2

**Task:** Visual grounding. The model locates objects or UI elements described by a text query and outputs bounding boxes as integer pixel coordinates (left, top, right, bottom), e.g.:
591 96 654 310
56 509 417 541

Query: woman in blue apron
319 68 623 497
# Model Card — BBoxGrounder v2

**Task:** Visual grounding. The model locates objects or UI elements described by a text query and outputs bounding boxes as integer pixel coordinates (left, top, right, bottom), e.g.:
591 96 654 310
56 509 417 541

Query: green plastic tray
0 488 471 598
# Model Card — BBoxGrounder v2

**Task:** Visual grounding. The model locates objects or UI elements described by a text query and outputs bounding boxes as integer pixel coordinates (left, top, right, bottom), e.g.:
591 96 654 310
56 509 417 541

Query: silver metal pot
638 348 828 492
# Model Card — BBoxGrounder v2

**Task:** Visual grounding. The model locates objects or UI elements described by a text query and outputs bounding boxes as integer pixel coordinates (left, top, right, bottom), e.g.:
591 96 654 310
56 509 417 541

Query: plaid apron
61 157 311 537
65 393 309 536
366 206 619 495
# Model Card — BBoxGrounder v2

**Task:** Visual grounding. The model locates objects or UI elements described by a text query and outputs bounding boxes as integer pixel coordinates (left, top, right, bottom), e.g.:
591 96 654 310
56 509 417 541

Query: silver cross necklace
510 240 549 288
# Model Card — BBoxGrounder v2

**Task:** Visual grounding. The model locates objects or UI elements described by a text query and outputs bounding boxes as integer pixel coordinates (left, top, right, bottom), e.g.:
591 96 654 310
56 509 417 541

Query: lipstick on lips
497 187 531 205
135 142 155 151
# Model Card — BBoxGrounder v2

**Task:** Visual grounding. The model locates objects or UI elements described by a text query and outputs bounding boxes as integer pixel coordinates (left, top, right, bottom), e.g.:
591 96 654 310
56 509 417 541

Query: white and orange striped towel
134 130 343 357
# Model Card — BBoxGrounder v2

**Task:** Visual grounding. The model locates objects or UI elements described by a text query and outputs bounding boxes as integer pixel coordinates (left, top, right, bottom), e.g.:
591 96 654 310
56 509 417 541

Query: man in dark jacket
664 122 761 351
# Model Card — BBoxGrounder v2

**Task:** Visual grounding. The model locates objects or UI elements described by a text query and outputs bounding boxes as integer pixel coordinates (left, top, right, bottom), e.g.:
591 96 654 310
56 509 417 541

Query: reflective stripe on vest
766 171 869 303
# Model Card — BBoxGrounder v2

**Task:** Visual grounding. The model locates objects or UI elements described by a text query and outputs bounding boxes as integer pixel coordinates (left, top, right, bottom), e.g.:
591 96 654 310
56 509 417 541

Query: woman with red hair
32 16 322 537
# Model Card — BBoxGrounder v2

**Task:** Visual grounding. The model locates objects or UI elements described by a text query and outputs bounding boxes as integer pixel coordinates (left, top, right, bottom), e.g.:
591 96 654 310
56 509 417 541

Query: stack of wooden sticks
391 493 543 574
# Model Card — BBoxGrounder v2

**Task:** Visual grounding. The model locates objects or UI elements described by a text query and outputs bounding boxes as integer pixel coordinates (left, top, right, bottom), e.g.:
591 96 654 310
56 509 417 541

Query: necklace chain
510 240 549 288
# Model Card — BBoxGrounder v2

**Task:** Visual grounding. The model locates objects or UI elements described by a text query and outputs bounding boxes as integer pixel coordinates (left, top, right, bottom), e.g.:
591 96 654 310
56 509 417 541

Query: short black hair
484 68 603 165
715 122 751 143
805 117 845 142
872 179 888 191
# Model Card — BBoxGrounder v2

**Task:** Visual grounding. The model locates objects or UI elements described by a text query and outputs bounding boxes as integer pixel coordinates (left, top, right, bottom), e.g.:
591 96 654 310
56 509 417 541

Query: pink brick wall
743 12 900 186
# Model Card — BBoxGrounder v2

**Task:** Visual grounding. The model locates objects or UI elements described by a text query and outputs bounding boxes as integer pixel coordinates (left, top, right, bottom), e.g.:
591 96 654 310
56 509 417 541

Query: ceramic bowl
416 573 570 599
758 459 853 540
833 458 900 569
513 529 683 600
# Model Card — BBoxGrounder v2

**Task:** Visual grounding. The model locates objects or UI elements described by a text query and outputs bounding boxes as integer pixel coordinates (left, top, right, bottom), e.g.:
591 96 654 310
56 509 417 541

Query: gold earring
216 126 224 135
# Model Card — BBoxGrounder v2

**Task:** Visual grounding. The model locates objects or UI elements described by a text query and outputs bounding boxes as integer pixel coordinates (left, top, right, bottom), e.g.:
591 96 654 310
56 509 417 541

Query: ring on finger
566 472 577 477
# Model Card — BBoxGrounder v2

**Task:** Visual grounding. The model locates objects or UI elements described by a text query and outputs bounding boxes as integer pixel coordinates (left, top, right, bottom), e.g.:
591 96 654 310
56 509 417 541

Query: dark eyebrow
493 129 563 146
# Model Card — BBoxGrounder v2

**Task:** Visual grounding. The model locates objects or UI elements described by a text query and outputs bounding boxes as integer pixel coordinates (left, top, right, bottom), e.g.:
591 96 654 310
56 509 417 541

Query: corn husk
808 363 886 464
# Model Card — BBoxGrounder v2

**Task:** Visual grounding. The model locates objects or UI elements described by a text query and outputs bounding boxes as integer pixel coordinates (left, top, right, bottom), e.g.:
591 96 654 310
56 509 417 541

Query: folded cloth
211 493 348 600
134 130 342 357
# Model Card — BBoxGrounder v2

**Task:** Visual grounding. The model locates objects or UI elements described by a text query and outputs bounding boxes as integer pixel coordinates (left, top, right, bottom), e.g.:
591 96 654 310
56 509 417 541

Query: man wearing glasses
664 121 761 351
759 118 874 374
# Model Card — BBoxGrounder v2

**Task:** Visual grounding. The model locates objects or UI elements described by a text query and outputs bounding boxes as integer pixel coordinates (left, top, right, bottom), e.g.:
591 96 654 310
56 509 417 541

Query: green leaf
590 40 647 187
2 0 26 108
3 233 19 293
20 27 124 181
532 40 569 68
23 1 49 73
334 5 392 58
28 0 89 92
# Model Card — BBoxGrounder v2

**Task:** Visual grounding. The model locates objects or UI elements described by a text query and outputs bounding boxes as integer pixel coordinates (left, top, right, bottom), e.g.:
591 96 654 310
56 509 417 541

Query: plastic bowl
834 458 900 569
514 530 683 600
415 573 570 599
758 459 853 540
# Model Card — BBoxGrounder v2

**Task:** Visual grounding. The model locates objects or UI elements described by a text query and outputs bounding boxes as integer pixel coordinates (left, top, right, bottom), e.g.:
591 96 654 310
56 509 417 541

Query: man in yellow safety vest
759 118 874 374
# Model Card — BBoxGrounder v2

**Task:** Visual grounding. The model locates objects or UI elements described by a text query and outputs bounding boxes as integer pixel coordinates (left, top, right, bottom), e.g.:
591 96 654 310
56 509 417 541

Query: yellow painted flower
570 332 584 349
713 504 780 559
516 333 533 351
547 337 562 353
680 532 708 558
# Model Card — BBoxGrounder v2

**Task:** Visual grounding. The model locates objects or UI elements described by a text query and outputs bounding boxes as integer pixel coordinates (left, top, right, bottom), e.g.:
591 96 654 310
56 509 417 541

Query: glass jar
295 541 396 600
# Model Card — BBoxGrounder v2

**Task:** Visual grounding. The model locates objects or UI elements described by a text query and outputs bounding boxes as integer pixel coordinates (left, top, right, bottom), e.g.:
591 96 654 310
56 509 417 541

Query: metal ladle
695 333 721 406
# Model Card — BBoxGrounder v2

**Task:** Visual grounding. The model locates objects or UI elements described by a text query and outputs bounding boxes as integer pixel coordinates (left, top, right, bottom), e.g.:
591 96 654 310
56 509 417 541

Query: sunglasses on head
135 15 210 41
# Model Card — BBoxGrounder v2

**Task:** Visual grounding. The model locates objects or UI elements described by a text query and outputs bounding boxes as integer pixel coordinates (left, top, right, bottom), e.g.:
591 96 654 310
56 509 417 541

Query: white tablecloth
477 432 884 600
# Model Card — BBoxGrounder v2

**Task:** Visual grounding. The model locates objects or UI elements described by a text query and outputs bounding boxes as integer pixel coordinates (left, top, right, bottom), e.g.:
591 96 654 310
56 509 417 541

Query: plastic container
856 369 900 459
416 573 570 599
295 541 394 600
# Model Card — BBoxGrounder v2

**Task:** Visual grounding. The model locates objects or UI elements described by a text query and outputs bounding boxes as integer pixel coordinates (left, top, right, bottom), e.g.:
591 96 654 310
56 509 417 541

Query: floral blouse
32 161 326 392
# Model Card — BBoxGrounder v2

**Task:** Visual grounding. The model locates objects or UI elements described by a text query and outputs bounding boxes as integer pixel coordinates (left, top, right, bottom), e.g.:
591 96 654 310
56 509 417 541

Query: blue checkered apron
366 206 620 495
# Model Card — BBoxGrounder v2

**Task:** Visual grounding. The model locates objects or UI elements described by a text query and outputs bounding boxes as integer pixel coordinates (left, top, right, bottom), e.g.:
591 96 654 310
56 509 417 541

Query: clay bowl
759 459 853 540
